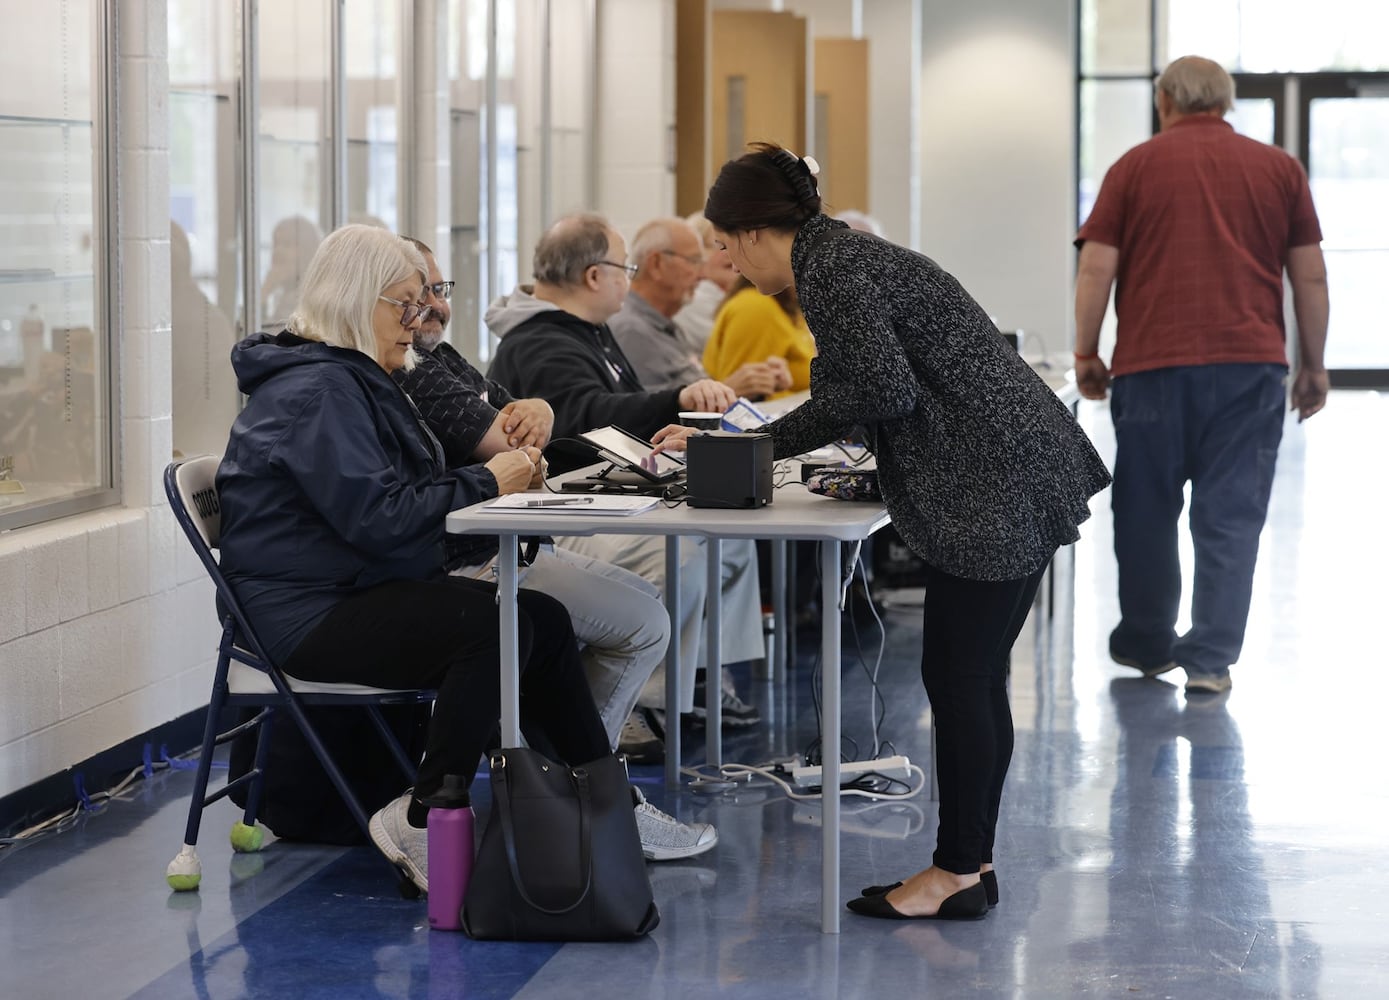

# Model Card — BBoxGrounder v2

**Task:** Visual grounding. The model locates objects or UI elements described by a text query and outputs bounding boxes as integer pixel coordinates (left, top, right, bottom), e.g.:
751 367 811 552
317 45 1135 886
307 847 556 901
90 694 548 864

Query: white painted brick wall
0 0 216 801
0 628 62 749
22 544 61 634
55 534 91 624
0 552 24 645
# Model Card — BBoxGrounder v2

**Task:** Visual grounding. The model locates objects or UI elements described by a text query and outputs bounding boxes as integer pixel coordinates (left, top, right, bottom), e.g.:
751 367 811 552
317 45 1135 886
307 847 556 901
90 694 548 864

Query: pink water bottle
423 775 474 931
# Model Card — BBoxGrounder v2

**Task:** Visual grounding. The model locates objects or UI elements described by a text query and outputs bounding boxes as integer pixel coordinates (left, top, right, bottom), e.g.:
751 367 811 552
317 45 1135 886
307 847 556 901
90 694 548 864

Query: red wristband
1073 351 1099 361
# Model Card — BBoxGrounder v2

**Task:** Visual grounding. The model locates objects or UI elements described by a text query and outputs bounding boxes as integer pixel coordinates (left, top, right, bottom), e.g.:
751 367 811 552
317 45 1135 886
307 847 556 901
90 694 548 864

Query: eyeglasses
425 280 455 300
378 294 432 327
660 249 704 267
591 260 639 279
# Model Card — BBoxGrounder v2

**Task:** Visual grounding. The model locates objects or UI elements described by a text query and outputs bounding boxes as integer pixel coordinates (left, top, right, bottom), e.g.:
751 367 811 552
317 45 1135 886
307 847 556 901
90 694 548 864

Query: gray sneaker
369 793 428 892
1184 671 1233 695
633 787 718 861
690 680 761 728
618 708 665 765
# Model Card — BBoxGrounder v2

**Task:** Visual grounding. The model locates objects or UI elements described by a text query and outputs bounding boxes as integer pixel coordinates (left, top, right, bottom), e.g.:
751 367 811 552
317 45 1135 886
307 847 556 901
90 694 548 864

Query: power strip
790 755 913 788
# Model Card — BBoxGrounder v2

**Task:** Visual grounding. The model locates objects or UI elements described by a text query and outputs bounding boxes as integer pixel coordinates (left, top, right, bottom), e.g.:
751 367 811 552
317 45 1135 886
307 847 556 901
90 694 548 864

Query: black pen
522 497 595 507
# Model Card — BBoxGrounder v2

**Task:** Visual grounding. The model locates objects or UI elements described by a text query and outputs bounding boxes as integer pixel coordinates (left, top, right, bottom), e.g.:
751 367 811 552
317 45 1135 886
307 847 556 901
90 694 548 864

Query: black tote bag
462 748 659 941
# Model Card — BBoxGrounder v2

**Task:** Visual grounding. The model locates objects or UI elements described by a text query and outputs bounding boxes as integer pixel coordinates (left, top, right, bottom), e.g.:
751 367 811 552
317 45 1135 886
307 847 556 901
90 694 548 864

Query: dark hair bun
705 141 822 234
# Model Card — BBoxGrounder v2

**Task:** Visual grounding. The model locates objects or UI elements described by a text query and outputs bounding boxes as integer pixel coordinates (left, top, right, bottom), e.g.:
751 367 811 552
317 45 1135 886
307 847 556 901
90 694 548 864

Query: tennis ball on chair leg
229 821 265 853
166 845 202 891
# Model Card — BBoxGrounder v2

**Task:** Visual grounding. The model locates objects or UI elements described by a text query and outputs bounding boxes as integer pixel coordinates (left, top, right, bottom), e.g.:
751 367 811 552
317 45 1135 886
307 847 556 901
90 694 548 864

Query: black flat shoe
862 871 999 908
859 880 902 897
846 882 988 921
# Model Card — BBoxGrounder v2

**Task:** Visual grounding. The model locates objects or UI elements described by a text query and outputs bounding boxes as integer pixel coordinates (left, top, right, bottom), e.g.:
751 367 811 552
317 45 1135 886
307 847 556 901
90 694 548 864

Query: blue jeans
1109 363 1286 677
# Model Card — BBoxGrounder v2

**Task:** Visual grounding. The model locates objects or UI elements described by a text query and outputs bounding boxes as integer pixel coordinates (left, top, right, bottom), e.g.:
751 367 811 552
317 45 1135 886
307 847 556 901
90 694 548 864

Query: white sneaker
632 786 718 861
369 793 429 892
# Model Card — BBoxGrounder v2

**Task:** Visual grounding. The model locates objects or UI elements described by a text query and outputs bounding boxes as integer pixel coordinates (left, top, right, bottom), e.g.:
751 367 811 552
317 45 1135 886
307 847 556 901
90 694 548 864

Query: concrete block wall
0 0 220 801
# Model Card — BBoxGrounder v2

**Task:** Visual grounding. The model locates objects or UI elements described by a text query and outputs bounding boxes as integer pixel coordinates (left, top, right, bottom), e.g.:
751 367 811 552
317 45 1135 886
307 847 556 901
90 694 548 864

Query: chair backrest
165 457 276 665
170 455 223 550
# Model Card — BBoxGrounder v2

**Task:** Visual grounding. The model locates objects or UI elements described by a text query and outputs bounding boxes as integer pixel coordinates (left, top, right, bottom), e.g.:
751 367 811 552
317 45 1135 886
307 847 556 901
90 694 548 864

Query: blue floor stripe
130 849 561 1000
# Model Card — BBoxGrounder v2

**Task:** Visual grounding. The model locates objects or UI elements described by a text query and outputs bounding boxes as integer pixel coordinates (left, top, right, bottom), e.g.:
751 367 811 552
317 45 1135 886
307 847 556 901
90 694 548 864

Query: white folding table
447 482 890 933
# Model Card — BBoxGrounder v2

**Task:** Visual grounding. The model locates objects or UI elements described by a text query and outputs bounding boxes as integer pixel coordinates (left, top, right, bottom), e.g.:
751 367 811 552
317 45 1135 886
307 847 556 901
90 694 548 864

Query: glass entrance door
1300 76 1389 384
1231 72 1389 387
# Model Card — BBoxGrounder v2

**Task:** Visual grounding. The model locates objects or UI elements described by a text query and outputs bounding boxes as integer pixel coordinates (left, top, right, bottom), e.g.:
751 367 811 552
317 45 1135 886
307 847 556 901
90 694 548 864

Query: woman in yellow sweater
703 276 815 400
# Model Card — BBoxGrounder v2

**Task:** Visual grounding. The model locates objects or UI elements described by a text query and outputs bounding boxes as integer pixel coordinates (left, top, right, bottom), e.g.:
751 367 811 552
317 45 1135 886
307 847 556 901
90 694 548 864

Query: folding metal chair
163 457 435 897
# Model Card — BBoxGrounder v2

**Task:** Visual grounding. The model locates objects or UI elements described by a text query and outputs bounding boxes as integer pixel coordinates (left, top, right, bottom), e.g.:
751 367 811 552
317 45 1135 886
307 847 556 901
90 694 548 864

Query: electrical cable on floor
679 761 927 803
676 549 921 804
0 744 209 854
802 546 890 768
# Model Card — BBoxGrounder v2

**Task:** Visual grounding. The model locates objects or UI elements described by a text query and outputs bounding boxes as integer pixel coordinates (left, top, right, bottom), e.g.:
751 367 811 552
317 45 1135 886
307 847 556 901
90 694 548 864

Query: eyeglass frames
425 280 455 300
659 249 704 267
591 259 639 279
378 294 432 327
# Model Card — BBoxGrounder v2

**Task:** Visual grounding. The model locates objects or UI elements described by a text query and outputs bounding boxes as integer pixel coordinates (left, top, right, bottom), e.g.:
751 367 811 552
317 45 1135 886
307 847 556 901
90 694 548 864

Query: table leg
664 535 682 788
772 539 788 689
496 533 521 747
820 539 841 933
705 536 722 767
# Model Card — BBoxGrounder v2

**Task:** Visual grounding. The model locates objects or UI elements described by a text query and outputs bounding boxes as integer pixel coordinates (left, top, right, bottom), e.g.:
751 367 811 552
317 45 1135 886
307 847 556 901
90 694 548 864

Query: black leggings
282 576 610 799
921 561 1047 875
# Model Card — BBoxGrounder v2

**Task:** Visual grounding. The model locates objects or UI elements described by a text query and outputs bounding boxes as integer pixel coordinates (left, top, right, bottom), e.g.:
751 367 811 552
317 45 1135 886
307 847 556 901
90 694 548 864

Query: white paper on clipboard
485 494 660 515
721 398 774 432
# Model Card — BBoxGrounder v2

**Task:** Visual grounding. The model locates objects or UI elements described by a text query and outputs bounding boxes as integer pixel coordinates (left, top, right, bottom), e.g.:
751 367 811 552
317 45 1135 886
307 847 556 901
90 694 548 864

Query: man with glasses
391 237 719 860
486 213 734 455
610 217 790 400
485 213 766 732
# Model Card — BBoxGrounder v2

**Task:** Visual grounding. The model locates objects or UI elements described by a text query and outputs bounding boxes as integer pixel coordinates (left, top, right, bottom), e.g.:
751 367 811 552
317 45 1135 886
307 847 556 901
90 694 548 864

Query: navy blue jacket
217 332 498 664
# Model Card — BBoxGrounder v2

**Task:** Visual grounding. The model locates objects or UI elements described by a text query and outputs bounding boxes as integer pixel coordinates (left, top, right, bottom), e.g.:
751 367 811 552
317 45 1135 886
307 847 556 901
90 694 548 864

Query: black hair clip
772 149 821 205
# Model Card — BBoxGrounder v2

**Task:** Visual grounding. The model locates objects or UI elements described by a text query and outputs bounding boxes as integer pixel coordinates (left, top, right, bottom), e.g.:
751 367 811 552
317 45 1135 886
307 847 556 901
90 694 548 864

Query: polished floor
2 391 1386 999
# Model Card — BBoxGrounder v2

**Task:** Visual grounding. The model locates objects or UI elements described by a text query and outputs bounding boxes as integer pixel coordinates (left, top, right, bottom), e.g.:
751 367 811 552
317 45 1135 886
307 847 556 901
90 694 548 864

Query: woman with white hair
215 224 612 893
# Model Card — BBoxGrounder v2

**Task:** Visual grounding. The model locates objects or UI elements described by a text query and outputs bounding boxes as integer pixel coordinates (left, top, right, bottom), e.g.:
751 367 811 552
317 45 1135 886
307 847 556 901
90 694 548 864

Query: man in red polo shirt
1073 55 1330 696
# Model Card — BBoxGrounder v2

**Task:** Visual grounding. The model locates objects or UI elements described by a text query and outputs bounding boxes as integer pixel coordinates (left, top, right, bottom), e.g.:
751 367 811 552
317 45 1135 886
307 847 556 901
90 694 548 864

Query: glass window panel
257 3 331 333
1163 0 1389 72
1078 79 1154 358
1309 96 1389 369
1078 79 1154 227
346 0 400 232
168 0 241 460
450 0 485 360
450 0 517 363
547 0 592 217
0 0 112 524
1081 0 1152 76
514 0 543 255
1158 0 1239 70
1228 97 1275 144
495 101 519 309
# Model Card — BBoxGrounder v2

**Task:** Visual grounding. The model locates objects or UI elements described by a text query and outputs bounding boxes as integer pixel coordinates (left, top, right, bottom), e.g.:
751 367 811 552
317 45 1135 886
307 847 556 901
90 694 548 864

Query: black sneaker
690 679 761 728
1108 636 1178 678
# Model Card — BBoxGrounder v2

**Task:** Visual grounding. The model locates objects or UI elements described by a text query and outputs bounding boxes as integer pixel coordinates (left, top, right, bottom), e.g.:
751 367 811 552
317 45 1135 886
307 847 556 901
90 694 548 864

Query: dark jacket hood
231 330 378 395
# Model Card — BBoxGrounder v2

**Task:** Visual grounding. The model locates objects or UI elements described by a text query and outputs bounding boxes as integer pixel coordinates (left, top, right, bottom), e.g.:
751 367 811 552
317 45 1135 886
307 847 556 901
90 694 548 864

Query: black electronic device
560 468 680 497
684 432 773 509
577 425 685 483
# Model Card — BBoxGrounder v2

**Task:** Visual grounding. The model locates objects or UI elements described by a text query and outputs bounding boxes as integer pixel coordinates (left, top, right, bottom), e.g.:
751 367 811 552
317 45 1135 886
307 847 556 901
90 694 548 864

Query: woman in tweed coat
659 143 1111 921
